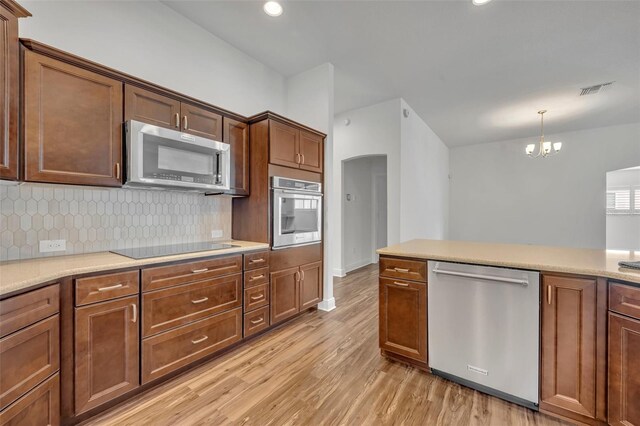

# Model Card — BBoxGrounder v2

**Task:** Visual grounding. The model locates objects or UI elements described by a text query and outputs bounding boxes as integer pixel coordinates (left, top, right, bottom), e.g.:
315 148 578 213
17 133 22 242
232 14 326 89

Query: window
607 187 640 215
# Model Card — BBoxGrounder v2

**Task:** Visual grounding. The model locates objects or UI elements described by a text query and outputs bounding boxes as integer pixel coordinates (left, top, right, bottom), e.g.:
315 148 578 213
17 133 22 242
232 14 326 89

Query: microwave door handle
215 152 221 185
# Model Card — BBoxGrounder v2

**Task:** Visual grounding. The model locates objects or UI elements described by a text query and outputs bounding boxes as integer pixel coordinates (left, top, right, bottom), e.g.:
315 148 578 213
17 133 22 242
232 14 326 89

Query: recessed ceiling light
472 0 493 5
263 1 283 17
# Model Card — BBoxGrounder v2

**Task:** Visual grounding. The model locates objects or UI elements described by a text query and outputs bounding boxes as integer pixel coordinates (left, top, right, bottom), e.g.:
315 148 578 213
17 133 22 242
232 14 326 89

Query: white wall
283 63 336 311
333 99 402 276
400 100 450 242
333 98 450 276
19 1 286 116
606 167 640 250
450 123 640 249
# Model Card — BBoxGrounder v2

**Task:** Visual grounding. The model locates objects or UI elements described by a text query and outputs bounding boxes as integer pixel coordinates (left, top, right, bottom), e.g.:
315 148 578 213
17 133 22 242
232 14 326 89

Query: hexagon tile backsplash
0 183 232 261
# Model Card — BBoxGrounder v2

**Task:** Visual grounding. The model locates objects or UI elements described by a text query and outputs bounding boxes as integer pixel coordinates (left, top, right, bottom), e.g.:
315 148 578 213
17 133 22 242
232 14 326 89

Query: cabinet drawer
610 283 640 320
75 270 139 306
0 373 60 426
142 308 242 384
244 251 270 271
0 315 59 410
142 255 242 292
0 285 59 338
244 284 269 312
379 257 427 283
142 273 242 337
244 267 269 288
244 306 269 338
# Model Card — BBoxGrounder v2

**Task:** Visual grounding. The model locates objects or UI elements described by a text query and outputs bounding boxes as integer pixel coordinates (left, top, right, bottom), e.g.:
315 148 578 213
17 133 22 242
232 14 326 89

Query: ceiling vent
580 82 614 96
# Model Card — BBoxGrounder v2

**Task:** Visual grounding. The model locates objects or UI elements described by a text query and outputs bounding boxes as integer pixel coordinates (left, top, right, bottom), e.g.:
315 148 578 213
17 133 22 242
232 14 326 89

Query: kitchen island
377 239 640 426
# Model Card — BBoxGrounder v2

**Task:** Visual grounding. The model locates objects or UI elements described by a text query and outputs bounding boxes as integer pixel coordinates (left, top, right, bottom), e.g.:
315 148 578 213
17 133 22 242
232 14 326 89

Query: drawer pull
191 297 209 304
249 258 265 264
191 335 208 344
98 283 123 292
249 274 265 281
250 294 265 301
250 317 264 325
191 268 209 274
393 267 410 273
393 282 410 287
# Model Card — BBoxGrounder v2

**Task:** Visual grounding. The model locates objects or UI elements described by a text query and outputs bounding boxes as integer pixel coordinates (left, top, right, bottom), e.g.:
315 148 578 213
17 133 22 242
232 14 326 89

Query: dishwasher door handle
432 266 529 286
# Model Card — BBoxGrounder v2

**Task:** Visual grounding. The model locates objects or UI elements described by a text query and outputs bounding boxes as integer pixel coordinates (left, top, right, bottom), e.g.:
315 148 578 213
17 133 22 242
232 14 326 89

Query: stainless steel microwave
272 176 323 249
124 120 230 192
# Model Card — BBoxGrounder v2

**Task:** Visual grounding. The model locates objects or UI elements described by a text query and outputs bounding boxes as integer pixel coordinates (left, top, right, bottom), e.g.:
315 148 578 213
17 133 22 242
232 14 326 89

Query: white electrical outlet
39 239 66 253
211 230 224 239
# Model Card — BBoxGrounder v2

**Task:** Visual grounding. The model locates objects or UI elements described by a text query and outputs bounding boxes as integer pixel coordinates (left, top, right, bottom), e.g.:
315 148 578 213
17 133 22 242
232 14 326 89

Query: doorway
606 166 640 251
342 155 387 274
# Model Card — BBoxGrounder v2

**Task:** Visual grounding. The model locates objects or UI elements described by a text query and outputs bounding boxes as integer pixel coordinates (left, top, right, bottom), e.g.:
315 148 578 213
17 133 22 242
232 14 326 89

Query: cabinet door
75 296 139 414
124 85 180 130
223 118 249 196
300 261 322 310
298 130 323 173
269 120 300 169
0 373 60 426
379 277 427 363
0 5 18 180
609 313 640 426
270 267 300 325
540 275 598 420
181 103 222 141
23 50 123 187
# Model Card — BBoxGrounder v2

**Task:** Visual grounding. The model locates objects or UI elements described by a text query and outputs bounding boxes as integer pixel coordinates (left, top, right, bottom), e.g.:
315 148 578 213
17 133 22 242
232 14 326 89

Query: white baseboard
317 297 336 312
344 258 372 274
333 268 346 277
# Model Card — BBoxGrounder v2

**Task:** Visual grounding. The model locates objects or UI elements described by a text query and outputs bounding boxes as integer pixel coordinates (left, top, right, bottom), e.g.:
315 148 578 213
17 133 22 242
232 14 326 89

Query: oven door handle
275 189 323 196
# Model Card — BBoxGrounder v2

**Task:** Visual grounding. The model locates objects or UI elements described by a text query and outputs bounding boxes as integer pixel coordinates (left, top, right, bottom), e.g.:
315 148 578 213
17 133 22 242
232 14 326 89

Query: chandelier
525 110 562 158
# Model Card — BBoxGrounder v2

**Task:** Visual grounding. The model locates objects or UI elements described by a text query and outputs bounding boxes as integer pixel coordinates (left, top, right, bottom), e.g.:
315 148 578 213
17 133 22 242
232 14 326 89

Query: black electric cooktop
111 242 237 260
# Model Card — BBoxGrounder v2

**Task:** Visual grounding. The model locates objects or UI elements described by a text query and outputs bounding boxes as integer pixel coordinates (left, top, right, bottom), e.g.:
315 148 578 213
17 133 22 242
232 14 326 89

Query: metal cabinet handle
174 112 180 128
393 282 409 287
192 297 209 304
393 267 410 273
98 283 123 292
191 268 208 274
115 163 121 180
250 317 264 325
301 154 305 164
296 153 301 164
249 274 265 281
301 270 305 281
295 271 300 282
547 285 552 305
183 115 188 130
131 303 137 323
250 258 265 264
191 336 208 344
250 294 265 301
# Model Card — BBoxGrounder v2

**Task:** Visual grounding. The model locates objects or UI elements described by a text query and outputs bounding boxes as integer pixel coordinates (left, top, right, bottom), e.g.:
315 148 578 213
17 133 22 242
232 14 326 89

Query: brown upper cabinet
224 117 249 196
269 120 323 173
124 84 222 141
0 1 29 181
23 50 123 187
540 274 607 424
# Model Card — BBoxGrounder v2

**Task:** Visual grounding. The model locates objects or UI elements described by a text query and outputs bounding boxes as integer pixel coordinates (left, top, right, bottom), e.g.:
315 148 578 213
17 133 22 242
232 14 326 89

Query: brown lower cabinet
0 373 60 426
540 274 606 424
378 277 427 363
270 261 322 325
609 312 640 426
142 308 242 384
74 296 139 414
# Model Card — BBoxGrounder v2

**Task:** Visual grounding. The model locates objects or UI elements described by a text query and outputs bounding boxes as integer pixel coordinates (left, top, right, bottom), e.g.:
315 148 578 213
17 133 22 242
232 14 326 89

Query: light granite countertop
0 240 269 297
377 239 640 285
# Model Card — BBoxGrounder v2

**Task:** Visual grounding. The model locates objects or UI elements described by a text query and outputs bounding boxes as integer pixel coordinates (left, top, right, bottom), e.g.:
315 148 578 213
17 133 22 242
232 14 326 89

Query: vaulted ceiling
164 0 640 146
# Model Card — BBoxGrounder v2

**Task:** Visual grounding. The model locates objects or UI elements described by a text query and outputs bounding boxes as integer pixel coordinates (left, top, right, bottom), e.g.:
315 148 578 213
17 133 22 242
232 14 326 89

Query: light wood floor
86 264 567 426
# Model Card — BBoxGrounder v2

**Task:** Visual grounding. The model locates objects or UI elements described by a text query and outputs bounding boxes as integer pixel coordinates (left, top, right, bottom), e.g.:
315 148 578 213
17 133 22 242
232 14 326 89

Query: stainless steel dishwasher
427 261 540 410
